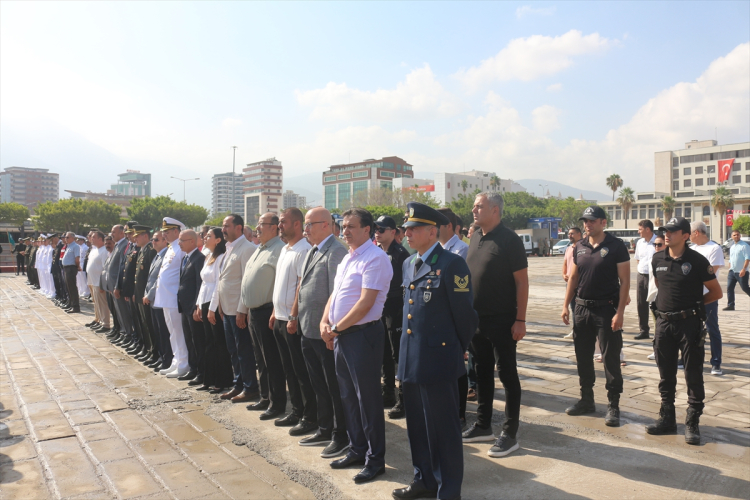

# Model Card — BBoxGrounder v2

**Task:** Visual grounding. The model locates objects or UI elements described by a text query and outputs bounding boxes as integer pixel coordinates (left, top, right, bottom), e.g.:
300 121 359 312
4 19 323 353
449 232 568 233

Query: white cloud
455 30 613 89
546 83 563 92
295 64 462 122
532 105 561 133
516 5 556 18
221 118 243 129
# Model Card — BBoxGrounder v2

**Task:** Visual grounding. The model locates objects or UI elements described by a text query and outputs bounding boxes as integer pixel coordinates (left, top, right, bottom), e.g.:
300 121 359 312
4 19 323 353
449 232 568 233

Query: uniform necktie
414 257 423 277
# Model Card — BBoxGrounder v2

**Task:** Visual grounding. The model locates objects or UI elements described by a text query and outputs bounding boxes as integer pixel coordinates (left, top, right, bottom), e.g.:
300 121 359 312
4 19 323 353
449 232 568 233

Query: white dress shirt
198 253 225 308
635 234 657 274
273 238 311 320
86 246 102 285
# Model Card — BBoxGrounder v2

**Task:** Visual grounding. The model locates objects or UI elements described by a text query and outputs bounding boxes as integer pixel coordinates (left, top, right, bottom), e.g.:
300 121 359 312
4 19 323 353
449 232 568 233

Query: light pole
170 176 199 202
232 146 238 213
538 183 548 198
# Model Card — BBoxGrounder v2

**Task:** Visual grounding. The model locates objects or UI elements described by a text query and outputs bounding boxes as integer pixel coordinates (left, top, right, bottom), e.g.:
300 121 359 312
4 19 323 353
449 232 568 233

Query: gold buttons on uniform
407 329 412 334
409 299 413 304
407 314 412 319
410 285 415 290
442 342 445 346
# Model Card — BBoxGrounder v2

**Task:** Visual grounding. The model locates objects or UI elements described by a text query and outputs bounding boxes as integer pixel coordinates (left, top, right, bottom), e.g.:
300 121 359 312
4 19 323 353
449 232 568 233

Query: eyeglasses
303 221 325 229
375 227 391 234
655 243 665 248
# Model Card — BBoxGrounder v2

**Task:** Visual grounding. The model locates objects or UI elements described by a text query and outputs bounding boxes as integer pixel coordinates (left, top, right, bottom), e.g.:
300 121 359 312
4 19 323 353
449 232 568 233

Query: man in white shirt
271 208 317 437
86 231 109 331
690 221 725 375
437 208 469 260
634 220 657 340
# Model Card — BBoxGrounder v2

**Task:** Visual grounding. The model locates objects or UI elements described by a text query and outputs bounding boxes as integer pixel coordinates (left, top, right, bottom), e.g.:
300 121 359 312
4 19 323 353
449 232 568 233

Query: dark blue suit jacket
177 249 204 314
398 244 478 385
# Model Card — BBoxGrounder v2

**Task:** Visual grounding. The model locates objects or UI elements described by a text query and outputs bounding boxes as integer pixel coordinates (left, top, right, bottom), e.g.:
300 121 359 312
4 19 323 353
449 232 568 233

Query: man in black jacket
118 226 144 353
177 229 205 383
133 226 158 363
12 239 27 276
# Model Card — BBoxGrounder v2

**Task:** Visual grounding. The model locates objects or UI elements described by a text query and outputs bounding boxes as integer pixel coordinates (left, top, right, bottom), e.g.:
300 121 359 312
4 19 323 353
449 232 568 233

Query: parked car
722 236 750 256
552 239 571 255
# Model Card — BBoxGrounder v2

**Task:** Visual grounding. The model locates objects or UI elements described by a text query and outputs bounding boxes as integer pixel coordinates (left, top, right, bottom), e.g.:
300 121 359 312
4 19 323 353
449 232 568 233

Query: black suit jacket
134 242 156 300
177 249 204 314
120 245 140 297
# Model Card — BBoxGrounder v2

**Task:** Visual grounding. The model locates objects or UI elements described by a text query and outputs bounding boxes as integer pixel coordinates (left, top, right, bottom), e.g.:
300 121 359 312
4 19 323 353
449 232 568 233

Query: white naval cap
161 217 186 231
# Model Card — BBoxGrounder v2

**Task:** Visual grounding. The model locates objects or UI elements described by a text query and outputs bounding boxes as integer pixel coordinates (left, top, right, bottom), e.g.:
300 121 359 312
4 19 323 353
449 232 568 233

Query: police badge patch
600 247 609 257
423 291 432 302
681 262 692 275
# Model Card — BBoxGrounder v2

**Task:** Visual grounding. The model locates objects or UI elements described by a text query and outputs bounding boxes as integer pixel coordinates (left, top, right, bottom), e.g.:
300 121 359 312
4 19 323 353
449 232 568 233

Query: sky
1 1 749 209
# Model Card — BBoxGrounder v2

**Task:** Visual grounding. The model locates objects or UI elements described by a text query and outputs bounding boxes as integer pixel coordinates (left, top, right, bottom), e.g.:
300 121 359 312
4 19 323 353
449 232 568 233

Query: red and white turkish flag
718 158 734 183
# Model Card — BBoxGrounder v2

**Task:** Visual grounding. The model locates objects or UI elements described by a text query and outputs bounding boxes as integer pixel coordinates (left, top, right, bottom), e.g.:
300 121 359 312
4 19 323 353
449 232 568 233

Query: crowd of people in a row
14 193 749 500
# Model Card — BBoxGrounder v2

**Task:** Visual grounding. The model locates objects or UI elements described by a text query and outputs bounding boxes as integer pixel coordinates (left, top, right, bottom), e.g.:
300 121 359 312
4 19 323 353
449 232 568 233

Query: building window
746 174 750 183
732 175 741 184
702 205 710 216
746 162 750 170
324 176 336 182
338 182 351 207
708 177 716 185
684 179 692 187
733 163 741 171
638 207 646 219
325 185 336 209
672 169 679 179
695 166 703 174
648 207 655 219
673 181 679 191
631 209 638 220
675 207 682 217
672 157 679 167
615 209 621 220
684 206 691 219
352 171 369 178
337 174 351 180
352 180 368 199
657 208 663 218
695 178 704 186
683 167 691 175
380 171 395 178
607 208 614 220
380 181 392 190
707 165 716 173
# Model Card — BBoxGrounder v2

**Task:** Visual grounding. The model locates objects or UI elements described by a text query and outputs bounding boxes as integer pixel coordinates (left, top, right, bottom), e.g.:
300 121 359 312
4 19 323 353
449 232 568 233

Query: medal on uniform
681 263 692 275
423 291 432 302
600 247 609 257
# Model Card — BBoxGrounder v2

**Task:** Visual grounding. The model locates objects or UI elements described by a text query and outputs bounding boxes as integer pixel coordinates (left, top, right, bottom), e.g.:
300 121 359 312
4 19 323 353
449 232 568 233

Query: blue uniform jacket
398 244 478 385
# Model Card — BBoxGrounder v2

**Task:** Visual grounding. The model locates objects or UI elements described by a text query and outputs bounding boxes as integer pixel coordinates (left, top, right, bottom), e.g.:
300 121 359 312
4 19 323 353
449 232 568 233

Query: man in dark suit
144 230 172 371
49 234 67 305
12 239 27 276
392 203 478 500
177 229 205 383
295 207 349 458
119 225 144 352
103 225 133 344
133 226 158 363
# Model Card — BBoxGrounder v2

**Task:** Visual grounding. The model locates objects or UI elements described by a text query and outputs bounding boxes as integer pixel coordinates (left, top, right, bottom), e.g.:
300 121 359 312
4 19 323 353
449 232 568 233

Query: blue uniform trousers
151 307 173 368
334 321 386 468
403 381 463 500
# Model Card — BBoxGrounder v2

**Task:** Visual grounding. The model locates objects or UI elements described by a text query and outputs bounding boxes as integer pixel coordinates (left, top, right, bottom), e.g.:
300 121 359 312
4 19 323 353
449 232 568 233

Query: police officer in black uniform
646 217 722 445
49 234 68 306
116 224 141 351
12 238 27 276
374 215 411 419
562 206 630 427
28 239 40 288
133 225 158 363
392 203 478 500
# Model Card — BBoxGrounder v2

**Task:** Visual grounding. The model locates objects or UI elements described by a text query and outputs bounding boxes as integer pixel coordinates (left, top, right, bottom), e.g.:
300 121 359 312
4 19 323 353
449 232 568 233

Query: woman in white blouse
193 228 235 392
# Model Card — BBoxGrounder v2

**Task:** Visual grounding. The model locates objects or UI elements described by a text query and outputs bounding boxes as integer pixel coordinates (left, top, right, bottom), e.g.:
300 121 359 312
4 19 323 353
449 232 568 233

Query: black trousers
151 307 173 367
381 304 403 389
273 319 317 422
63 266 79 308
53 267 67 300
107 292 121 335
301 334 347 440
654 316 705 411
137 299 158 357
637 273 651 335
129 298 143 342
249 304 285 409
573 304 623 398
16 255 26 274
200 303 234 388
470 314 521 437
28 265 38 285
181 308 206 376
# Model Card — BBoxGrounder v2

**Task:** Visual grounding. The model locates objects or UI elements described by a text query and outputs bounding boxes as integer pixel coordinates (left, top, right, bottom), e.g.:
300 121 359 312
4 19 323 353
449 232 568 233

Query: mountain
516 179 612 202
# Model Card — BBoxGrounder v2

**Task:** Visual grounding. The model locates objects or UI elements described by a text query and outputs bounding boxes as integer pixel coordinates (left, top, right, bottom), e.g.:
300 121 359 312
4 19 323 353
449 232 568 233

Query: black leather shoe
135 350 151 361
392 481 438 499
126 343 142 354
330 452 366 469
89 323 102 330
177 370 197 381
289 419 318 436
65 308 81 314
85 321 97 327
353 464 385 484
259 408 285 421
247 399 270 411
275 413 300 427
147 357 163 368
633 332 650 340
188 375 204 386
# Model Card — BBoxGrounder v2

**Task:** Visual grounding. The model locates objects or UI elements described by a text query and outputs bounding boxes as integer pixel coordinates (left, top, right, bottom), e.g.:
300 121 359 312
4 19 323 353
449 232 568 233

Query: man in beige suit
210 214 260 402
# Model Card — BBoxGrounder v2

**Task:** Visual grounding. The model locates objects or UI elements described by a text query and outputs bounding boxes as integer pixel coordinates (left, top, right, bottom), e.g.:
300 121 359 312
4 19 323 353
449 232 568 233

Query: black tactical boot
565 388 596 415
646 403 677 435
382 386 397 408
388 386 405 419
605 396 620 427
685 407 701 445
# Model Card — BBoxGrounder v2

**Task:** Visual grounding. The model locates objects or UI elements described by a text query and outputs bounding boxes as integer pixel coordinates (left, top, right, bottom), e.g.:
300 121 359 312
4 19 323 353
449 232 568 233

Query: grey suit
103 239 134 337
298 235 348 441
145 248 167 305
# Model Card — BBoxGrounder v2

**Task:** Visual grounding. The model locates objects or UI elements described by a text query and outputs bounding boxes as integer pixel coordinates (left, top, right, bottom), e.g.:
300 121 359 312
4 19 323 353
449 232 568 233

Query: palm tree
606 174 624 201
617 187 635 229
661 196 676 220
489 175 500 192
711 186 735 242
460 180 468 194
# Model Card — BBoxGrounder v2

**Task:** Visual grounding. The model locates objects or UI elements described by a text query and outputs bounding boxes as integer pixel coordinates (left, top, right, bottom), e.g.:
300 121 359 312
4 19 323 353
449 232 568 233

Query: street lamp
170 176 199 202
538 183 548 198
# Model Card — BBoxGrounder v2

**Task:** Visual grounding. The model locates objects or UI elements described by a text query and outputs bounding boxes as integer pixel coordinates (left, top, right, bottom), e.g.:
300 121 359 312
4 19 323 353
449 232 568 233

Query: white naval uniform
154 240 189 374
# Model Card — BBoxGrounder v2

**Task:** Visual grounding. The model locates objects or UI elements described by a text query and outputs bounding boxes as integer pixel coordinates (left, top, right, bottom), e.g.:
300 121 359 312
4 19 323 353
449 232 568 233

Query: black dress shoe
209 387 227 394
275 413 300 427
147 357 163 368
289 419 318 436
353 464 385 484
126 343 142 354
188 375 204 386
247 399 270 411
65 308 81 314
85 321 97 327
298 430 332 446
89 323 102 330
177 370 197 381
392 481 438 499
330 452 366 469
633 332 650 340
259 408 285 421
196 385 211 391
135 350 150 361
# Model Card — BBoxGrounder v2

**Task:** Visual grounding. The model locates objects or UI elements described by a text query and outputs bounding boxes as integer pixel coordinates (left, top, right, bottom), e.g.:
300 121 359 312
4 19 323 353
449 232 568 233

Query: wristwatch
288 315 298 321
331 323 339 333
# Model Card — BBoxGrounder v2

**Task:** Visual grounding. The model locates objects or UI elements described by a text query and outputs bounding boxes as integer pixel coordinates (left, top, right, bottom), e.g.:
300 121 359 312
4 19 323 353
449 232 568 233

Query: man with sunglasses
374 215 410 419
634 220 657 340
647 217 722 445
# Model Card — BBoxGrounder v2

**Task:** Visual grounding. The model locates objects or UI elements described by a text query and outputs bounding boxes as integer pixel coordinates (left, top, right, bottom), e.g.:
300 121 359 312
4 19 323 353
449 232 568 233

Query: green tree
617 187 635 229
0 202 30 227
661 196 676 220
711 186 735 242
460 180 469 194
489 175 500 192
606 174 624 201
205 212 230 227
732 216 750 236
446 189 482 229
32 198 119 233
362 205 405 221
544 197 591 230
127 196 209 229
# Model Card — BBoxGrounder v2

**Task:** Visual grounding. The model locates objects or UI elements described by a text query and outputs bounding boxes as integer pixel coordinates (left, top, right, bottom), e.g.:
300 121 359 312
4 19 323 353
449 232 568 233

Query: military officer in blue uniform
393 203 479 500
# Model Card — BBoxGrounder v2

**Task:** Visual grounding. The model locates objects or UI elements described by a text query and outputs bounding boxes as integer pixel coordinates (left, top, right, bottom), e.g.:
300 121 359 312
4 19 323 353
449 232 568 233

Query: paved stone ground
1 257 748 499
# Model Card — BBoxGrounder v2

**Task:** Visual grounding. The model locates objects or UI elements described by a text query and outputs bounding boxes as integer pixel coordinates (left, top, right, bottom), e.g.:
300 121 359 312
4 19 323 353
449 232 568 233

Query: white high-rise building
393 170 525 205
243 158 283 226
211 172 244 216
282 190 307 210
